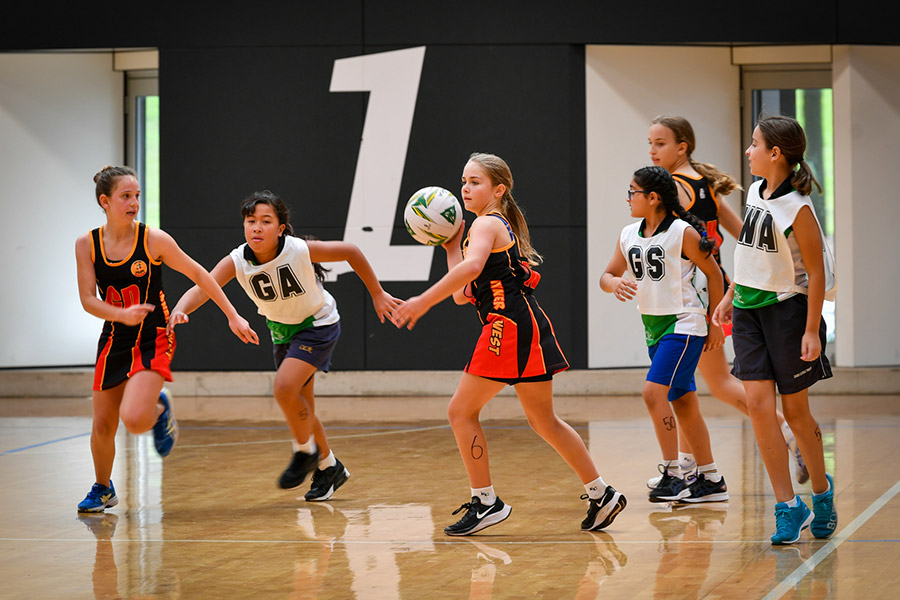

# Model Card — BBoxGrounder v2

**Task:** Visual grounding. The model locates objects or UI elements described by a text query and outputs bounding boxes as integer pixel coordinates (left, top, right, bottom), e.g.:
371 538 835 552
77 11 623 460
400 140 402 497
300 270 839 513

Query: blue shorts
646 333 706 402
273 322 341 372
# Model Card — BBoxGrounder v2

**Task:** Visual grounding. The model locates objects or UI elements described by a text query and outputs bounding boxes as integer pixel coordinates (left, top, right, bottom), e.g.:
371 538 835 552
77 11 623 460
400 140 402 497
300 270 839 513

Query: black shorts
731 294 832 395
273 322 341 373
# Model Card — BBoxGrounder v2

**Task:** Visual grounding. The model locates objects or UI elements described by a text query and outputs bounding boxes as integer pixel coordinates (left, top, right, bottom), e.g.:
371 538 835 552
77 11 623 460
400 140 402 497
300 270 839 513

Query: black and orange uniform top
90 222 175 391
672 173 731 291
462 212 568 383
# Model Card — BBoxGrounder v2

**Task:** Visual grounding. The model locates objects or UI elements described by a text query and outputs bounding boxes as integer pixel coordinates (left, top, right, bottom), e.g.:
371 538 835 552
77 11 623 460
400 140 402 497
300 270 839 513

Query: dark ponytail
633 166 716 255
756 116 823 196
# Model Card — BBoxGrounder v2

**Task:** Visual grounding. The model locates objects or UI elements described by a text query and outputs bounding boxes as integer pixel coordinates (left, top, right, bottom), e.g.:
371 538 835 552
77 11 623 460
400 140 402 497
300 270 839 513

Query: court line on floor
763 478 900 600
0 432 89 456
0 424 451 455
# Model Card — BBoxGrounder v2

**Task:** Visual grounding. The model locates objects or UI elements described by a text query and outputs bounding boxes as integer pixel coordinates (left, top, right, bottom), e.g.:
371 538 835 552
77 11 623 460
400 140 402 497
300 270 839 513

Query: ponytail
757 116 823 196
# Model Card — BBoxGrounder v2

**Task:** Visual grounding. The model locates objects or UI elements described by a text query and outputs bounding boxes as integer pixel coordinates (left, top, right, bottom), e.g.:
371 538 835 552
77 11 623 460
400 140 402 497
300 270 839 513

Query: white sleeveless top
620 218 708 336
733 180 835 300
230 235 339 326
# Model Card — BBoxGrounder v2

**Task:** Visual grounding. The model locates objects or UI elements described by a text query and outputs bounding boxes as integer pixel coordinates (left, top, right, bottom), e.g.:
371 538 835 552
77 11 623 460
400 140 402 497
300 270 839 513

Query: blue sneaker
811 474 837 538
77 480 118 513
771 497 813 544
153 388 178 457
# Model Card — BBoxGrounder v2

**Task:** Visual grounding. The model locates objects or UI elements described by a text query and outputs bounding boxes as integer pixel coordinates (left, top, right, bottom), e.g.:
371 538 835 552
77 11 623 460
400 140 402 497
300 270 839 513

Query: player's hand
712 295 733 327
442 219 466 250
166 310 189 335
228 315 259 345
392 295 429 330
705 323 725 352
611 277 637 302
372 291 402 323
118 303 155 326
800 330 821 362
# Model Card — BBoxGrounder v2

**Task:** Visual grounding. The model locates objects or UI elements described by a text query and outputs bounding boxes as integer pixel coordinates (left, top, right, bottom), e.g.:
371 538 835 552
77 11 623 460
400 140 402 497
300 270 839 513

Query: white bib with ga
230 235 338 325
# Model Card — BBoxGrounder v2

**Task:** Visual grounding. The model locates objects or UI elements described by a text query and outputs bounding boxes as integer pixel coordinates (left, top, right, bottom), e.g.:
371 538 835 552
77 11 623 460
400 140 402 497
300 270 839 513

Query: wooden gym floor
1 394 899 599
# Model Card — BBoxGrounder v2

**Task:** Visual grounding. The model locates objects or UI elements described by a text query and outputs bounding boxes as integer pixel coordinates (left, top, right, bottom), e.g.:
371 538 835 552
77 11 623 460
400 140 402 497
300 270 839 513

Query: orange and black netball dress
90 222 174 391
672 173 731 291
463 212 568 383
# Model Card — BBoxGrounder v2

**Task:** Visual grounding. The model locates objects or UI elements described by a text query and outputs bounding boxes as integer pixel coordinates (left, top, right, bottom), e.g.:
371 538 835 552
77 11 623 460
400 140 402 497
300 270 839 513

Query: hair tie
701 231 708 238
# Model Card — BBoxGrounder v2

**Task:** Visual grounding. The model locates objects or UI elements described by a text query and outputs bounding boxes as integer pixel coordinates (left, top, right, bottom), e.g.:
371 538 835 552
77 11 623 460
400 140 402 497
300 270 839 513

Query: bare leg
300 374 331 459
117 369 165 434
515 380 599 484
90 385 124 486
273 358 318 444
643 381 679 461
698 347 791 431
447 373 505 489
670 391 713 466
744 380 794 502
781 389 829 494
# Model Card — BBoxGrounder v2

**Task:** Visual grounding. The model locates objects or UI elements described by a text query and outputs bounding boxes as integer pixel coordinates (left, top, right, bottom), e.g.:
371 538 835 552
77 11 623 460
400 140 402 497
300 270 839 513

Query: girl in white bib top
169 191 400 502
713 116 836 545
601 166 728 504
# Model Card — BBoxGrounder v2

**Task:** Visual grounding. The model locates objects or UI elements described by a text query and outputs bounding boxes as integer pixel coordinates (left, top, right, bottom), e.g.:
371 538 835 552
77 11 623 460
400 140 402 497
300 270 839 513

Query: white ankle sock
697 463 721 482
679 452 696 470
785 496 799 508
663 460 683 478
471 486 497 506
584 476 608 499
292 438 316 454
318 450 337 470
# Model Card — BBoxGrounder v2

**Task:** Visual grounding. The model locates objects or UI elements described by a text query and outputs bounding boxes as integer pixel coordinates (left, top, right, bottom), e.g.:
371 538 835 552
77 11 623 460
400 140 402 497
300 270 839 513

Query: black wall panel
5 1 896 48
162 44 587 371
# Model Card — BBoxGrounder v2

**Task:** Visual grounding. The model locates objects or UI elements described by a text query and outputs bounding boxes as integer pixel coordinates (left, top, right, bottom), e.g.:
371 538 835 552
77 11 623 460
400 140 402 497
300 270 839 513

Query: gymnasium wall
2 2 899 370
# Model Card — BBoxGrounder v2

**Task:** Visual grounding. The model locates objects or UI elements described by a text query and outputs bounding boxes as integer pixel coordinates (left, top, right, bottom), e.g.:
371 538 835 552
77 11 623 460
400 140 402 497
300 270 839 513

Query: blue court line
763 478 900 600
0 432 90 456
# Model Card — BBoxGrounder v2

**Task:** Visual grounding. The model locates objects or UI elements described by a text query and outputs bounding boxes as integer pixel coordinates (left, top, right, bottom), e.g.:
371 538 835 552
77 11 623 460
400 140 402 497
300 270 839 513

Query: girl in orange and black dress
394 152 626 536
75 166 257 512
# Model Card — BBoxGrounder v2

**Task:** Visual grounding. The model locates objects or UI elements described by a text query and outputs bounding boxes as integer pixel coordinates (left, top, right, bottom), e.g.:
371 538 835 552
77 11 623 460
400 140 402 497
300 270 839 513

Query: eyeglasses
627 189 649 200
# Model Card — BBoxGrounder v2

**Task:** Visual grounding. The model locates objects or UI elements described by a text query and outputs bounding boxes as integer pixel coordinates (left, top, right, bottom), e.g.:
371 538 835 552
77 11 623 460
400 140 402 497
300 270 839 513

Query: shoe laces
773 505 794 530
452 498 479 515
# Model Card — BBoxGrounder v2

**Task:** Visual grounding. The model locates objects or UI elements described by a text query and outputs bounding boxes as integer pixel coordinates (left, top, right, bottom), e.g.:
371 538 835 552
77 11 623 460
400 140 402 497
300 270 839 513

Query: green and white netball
404 186 462 246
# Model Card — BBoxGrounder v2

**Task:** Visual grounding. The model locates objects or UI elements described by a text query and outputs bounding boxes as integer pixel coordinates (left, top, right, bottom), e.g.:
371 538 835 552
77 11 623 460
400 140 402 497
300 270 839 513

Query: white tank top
733 180 835 300
230 235 338 326
620 218 708 336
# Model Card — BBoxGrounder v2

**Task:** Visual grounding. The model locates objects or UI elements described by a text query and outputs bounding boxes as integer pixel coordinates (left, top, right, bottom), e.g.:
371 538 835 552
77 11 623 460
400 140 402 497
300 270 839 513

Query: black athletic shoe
581 485 628 531
680 473 729 503
304 459 350 502
444 496 512 536
278 450 319 489
648 466 691 503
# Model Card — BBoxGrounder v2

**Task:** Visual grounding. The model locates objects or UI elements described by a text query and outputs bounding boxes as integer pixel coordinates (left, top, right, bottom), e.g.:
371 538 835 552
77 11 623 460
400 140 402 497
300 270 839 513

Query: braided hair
633 166 716 256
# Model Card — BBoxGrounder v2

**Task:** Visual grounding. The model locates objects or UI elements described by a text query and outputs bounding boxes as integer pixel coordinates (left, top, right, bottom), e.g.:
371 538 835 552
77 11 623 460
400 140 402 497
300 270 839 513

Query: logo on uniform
130 260 148 277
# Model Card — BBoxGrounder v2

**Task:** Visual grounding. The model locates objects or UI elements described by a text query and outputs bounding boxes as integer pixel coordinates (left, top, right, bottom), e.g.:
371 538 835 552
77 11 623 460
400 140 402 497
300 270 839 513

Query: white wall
585 46 741 368
0 53 123 367
833 46 900 366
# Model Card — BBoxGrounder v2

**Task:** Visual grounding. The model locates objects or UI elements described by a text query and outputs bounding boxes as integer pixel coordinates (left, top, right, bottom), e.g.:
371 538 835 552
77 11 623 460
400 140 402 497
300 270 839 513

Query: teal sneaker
77 480 118 513
771 497 813 544
811 474 837 538
153 388 178 457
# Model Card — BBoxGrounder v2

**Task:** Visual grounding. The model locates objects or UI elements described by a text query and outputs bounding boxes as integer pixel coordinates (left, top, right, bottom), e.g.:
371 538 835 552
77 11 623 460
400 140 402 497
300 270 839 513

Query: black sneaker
680 473 729 503
278 450 319 489
581 485 627 531
304 459 350 502
648 466 691 503
444 496 512 536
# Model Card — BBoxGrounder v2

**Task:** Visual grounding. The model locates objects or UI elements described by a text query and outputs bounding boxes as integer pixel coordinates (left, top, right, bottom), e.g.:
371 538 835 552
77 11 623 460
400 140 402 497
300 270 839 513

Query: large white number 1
327 46 433 281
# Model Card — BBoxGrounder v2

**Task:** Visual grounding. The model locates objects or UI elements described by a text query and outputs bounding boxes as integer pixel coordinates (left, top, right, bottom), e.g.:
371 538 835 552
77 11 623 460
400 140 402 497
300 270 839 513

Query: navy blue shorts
646 333 706 402
273 322 341 373
731 294 832 395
